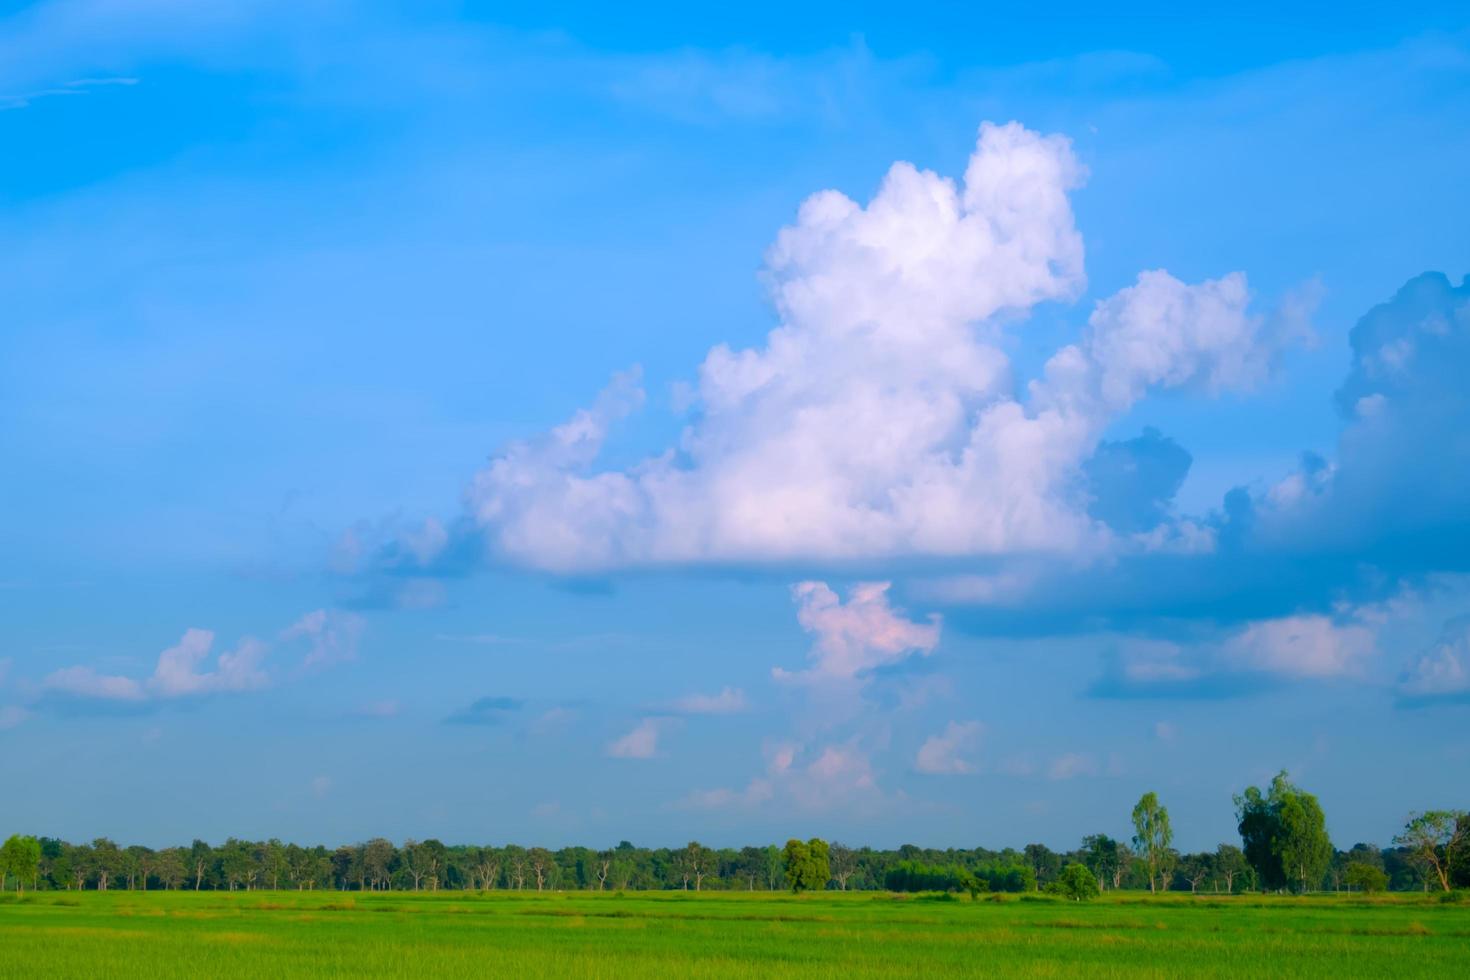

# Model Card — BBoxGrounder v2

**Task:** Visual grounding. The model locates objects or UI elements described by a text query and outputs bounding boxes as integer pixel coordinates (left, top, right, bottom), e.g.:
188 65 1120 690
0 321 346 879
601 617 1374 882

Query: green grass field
3 889 1468 978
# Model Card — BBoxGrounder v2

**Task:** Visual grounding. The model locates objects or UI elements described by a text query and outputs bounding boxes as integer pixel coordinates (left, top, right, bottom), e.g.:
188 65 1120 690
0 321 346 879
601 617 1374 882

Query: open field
3 890 1470 978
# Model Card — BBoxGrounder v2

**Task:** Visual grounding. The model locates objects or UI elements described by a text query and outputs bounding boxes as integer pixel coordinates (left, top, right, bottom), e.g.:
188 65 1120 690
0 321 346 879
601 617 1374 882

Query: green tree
1177 852 1212 893
219 839 254 891
1050 862 1100 901
90 838 123 891
1 835 41 893
1024 843 1061 885
1453 815 1470 888
1235 771 1332 893
1131 791 1173 893
781 838 829 892
264 839 288 890
1081 834 1121 892
1344 861 1389 894
807 839 830 890
782 839 810 892
363 838 395 890
1277 790 1332 893
1393 810 1469 892
188 840 213 891
421 840 449 891
155 848 187 890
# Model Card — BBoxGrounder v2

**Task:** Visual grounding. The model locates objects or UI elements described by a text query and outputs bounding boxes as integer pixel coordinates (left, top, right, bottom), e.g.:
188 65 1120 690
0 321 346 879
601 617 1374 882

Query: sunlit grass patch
3 890 1469 978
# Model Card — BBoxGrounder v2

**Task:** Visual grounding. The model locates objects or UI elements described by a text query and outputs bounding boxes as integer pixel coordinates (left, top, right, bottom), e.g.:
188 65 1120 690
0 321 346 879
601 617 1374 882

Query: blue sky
2 1 1469 852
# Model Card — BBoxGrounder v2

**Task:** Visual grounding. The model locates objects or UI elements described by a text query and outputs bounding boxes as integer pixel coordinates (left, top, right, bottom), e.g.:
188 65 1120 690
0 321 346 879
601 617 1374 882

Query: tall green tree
781 838 830 892
1453 815 1470 888
1235 771 1332 893
90 838 123 891
1 835 41 893
808 839 830 890
155 848 187 890
1276 790 1332 893
782 839 810 892
1131 792 1174 893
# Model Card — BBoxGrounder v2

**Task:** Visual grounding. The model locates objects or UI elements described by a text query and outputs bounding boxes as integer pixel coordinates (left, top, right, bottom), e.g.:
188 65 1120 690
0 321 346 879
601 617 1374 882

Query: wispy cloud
606 717 672 759
1399 616 1470 702
668 686 747 715
282 609 364 669
1 75 137 110
444 696 524 726
915 720 983 775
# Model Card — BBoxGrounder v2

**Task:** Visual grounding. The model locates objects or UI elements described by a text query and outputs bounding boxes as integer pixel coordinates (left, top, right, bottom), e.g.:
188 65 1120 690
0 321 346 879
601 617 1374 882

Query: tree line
3 771 1465 896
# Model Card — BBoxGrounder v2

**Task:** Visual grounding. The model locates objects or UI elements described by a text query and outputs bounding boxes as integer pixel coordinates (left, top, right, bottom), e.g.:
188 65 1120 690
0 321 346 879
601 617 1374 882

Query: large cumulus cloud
1250 271 1470 569
457 122 1293 573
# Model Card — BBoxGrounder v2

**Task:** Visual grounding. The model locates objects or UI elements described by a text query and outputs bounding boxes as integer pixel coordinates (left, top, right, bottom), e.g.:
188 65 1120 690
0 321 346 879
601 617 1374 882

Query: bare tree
829 843 857 891
529 848 551 891
1111 844 1131 891
509 854 527 890
1182 857 1209 893
683 842 708 891
402 840 426 890
596 854 610 891
475 852 501 891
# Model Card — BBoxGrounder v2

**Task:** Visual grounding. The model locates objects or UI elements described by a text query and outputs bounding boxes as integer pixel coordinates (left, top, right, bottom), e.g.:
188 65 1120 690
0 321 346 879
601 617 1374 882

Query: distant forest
3 774 1466 896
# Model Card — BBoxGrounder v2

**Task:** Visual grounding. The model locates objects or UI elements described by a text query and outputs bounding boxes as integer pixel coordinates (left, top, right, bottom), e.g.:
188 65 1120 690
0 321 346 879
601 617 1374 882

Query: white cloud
681 738 880 812
150 628 267 696
1103 607 1387 694
311 775 332 799
606 717 669 759
775 581 940 685
1154 721 1178 741
530 706 578 735
43 665 145 700
460 121 1292 575
803 744 878 798
1223 614 1375 679
0 705 33 730
1046 269 1301 415
43 627 268 701
915 720 983 775
1117 638 1201 684
670 686 747 715
1047 752 1099 780
282 609 365 668
912 570 1040 606
1400 618 1470 697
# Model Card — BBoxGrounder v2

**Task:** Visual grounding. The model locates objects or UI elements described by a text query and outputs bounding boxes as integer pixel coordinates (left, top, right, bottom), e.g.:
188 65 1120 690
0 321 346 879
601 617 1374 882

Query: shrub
1344 862 1389 894
885 861 983 897
981 864 1037 893
1049 863 1101 902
